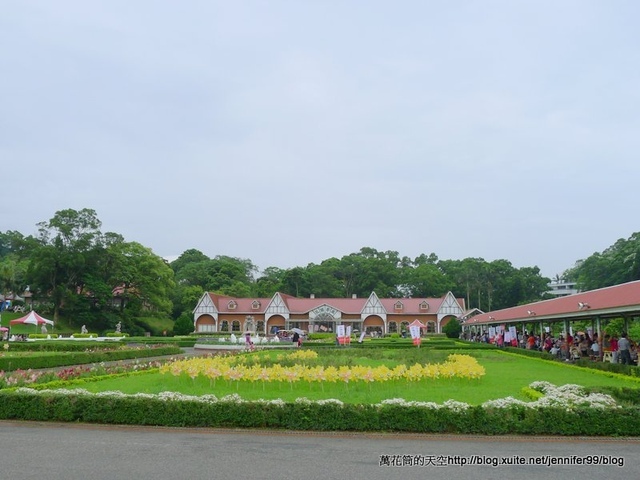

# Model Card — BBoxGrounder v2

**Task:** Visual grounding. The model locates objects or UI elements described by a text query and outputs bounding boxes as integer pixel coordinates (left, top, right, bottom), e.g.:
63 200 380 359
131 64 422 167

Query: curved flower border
11 381 619 412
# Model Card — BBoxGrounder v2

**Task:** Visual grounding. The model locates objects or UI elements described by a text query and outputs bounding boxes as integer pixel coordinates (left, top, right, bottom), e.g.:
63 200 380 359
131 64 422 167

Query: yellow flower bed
160 353 485 385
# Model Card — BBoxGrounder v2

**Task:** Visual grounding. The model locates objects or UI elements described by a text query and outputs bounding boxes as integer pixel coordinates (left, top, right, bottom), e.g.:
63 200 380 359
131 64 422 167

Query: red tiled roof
206 292 456 315
286 297 367 314
468 280 640 325
208 293 272 313
380 298 443 314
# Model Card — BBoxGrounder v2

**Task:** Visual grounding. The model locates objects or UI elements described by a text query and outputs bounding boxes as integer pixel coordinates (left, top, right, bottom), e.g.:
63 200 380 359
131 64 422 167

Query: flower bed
159 352 486 386
2 348 639 435
0 361 164 389
0 382 638 435
0 345 182 371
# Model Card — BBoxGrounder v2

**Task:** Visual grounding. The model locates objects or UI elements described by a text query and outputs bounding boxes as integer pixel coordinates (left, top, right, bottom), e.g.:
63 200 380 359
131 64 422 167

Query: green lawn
76 349 640 405
135 316 174 335
1 311 173 336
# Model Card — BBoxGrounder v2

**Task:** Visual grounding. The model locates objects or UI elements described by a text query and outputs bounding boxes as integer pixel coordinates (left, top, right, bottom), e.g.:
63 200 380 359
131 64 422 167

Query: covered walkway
463 280 640 339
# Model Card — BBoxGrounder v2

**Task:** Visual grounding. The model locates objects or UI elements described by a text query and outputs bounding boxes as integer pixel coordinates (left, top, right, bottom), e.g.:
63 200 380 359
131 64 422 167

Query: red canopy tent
10 311 54 331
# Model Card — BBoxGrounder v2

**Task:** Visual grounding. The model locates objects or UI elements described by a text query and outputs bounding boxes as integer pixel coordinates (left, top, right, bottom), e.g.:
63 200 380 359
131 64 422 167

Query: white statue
115 322 122 333
81 325 88 334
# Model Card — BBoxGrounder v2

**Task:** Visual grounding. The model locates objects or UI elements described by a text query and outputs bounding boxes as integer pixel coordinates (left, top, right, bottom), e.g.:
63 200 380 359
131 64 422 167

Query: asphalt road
1 421 637 480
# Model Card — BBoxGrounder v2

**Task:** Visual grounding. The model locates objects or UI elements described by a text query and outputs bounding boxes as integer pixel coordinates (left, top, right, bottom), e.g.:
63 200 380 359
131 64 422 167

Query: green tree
111 241 175 316
172 253 255 293
401 263 453 298
571 232 640 290
28 208 104 322
173 311 195 335
170 249 210 274
442 318 462 338
171 284 205 319
253 267 285 297
0 254 28 296
305 260 345 297
336 248 402 298
281 267 309 297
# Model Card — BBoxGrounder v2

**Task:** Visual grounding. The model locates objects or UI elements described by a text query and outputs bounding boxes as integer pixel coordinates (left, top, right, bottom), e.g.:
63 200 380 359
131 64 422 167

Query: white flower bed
13 381 619 411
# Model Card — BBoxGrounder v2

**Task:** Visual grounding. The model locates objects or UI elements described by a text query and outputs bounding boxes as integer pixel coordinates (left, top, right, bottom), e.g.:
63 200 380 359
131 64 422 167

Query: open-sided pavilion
462 280 640 339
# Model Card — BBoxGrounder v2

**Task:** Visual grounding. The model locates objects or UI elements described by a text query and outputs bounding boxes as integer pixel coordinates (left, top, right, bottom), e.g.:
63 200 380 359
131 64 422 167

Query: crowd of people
464 330 638 365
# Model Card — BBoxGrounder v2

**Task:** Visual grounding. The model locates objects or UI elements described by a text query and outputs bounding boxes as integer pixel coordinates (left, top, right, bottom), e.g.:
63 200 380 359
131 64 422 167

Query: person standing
610 335 619 363
618 333 632 365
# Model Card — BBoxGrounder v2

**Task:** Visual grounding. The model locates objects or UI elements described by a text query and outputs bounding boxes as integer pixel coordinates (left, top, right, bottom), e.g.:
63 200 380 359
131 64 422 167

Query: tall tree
28 209 104 322
572 232 640 290
108 241 175 316
401 262 453 298
253 266 286 297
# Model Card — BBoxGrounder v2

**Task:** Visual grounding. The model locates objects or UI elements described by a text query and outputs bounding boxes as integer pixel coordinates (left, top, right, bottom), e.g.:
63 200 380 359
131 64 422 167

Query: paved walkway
1 421 638 480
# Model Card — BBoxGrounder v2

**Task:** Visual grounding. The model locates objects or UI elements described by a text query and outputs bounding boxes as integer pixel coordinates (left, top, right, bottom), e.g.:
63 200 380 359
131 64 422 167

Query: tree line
2 209 637 333
563 231 640 291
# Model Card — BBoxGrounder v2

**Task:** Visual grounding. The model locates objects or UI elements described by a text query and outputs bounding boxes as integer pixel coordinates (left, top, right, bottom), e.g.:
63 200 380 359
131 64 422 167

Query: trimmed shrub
0 388 638 435
442 319 462 339
0 346 182 371
1 342 122 352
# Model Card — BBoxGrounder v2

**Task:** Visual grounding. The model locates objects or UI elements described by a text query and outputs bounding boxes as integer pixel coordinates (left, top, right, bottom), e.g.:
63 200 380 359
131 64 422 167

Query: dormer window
394 301 404 311
228 300 237 310
419 301 429 311
251 300 261 310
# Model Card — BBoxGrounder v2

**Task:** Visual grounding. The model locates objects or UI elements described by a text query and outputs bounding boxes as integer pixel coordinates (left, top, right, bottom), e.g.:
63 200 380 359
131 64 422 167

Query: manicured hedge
125 337 197 347
0 389 638 435
598 386 640 405
307 341 496 350
0 346 182 371
2 342 123 352
504 347 640 377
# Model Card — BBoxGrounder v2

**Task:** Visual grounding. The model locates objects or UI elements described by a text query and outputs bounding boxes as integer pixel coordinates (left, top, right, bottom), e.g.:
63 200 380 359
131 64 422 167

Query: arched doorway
313 313 336 333
267 315 286 334
196 314 216 333
363 315 384 337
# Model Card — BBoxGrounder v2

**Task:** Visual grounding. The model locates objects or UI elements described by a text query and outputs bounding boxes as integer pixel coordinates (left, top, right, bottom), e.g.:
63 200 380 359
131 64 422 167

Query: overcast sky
2 1 639 279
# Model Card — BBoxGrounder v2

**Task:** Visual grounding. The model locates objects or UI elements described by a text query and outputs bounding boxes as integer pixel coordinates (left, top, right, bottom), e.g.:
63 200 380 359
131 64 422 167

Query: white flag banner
346 326 352 337
409 325 421 339
336 325 346 338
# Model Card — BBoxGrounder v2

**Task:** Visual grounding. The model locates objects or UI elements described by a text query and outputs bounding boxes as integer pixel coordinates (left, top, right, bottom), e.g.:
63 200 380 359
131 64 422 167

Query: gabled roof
380 298 443 314
286 297 368 314
207 293 273 313
198 291 463 316
467 280 640 326
460 308 484 320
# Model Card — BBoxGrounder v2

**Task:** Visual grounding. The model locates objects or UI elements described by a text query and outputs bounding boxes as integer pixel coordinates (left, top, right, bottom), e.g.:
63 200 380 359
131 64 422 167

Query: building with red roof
193 291 465 335
463 280 640 337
